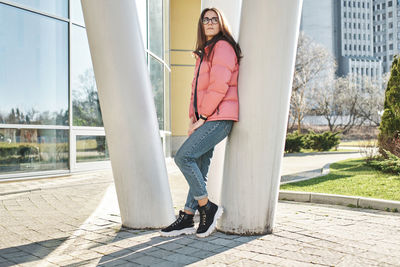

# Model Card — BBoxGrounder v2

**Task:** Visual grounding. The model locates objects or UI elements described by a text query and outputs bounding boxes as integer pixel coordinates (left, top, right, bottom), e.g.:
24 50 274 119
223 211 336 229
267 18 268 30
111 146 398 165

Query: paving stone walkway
1 157 400 266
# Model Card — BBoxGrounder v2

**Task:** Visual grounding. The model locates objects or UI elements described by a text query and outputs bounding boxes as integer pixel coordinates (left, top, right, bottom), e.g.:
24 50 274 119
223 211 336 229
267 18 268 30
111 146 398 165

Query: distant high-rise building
373 0 399 72
301 0 383 81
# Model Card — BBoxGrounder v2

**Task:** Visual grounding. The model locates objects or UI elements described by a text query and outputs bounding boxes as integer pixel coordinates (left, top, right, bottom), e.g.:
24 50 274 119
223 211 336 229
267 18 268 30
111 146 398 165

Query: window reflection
148 0 163 59
8 0 68 18
0 129 68 173
71 25 103 127
76 136 109 162
71 0 85 25
149 56 164 129
0 4 69 126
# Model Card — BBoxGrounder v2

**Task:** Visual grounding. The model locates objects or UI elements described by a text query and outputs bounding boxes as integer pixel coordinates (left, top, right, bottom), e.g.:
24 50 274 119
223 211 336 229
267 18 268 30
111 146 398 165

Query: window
345 44 347 50
390 44 394 50
0 4 68 126
389 12 393 18
389 1 393 7
71 26 103 127
8 0 68 18
390 22 393 29
344 1 347 7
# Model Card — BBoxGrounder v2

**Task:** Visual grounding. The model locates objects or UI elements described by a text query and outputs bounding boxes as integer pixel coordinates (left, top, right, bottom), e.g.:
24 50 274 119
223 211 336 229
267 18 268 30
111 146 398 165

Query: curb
280 163 331 184
279 190 400 212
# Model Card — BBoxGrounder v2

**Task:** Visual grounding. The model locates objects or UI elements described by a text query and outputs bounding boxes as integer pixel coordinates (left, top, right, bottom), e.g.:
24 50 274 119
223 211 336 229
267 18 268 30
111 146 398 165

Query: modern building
301 0 382 80
0 0 203 180
372 0 400 72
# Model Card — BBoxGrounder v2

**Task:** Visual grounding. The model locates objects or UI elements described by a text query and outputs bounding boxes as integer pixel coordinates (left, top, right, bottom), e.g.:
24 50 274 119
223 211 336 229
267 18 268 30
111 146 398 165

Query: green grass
340 139 377 147
280 158 400 201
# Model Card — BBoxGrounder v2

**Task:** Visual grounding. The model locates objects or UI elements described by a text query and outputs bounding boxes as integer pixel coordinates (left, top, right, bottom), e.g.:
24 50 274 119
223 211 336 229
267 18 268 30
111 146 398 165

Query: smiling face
202 10 221 41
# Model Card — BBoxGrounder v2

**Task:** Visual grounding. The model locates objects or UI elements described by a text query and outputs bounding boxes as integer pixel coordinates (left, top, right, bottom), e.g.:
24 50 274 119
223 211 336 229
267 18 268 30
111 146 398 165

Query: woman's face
203 10 220 41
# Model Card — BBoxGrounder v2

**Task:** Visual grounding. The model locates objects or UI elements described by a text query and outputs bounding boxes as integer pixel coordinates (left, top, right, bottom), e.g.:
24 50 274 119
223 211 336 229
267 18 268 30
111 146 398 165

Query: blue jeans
174 120 234 214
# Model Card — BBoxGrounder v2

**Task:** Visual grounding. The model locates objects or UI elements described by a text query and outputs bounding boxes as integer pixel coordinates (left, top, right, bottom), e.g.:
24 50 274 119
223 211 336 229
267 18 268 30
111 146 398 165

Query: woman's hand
188 118 206 136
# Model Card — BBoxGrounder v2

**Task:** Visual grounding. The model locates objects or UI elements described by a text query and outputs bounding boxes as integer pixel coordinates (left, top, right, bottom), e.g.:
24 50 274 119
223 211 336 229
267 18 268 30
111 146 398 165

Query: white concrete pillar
81 0 175 228
218 0 303 234
200 0 242 206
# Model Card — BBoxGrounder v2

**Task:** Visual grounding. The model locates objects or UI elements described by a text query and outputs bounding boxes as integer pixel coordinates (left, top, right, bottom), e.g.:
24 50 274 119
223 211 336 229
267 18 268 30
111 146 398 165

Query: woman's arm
199 40 237 117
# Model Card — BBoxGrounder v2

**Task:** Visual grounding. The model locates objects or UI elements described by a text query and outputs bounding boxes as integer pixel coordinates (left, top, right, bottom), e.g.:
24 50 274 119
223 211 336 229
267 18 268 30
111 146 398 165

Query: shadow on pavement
73 226 262 266
0 237 68 266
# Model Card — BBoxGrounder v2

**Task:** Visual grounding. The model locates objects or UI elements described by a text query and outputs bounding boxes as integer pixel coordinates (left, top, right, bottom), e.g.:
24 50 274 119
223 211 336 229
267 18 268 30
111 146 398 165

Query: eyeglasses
202 16 219 25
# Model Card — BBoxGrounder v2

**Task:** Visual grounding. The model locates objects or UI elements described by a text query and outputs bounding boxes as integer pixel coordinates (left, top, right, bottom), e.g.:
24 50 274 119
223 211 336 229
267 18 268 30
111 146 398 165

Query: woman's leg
184 148 214 214
175 120 233 210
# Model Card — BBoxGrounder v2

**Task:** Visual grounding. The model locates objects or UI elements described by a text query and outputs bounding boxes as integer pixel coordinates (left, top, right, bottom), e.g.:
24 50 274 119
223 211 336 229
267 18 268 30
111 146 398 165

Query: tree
73 69 103 127
290 32 336 132
378 56 400 157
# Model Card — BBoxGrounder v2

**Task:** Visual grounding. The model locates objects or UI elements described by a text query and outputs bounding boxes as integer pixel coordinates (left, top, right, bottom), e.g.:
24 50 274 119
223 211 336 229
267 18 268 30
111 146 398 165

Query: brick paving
0 158 400 266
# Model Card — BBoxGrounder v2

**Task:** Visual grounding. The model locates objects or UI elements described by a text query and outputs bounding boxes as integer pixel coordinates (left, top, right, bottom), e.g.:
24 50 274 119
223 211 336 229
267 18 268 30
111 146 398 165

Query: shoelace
171 213 184 227
200 211 207 226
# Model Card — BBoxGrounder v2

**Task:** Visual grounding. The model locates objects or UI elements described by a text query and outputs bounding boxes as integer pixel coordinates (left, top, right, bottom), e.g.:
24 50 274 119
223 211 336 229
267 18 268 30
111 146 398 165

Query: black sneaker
160 210 196 237
196 200 223 238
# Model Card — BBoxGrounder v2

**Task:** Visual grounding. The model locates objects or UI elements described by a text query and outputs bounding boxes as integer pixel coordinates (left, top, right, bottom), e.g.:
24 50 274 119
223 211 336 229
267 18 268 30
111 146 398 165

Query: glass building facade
0 0 170 179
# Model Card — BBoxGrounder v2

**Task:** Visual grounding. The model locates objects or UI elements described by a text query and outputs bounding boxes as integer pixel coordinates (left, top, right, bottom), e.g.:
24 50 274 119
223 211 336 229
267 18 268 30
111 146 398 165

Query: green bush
0 143 39 158
367 149 400 174
378 55 400 157
285 131 304 153
302 131 340 151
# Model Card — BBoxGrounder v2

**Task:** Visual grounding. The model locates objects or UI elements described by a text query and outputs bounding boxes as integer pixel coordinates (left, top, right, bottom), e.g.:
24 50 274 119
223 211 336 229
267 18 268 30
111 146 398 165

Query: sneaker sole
159 227 196 237
196 206 223 238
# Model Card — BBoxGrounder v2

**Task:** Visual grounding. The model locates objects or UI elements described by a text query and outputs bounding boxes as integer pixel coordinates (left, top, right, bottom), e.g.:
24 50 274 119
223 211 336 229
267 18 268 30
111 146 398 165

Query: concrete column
218 0 303 234
200 0 242 206
81 0 175 228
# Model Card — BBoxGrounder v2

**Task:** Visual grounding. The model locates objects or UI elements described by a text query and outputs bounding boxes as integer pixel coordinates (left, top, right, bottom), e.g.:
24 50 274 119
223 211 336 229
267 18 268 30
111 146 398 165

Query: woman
161 7 242 238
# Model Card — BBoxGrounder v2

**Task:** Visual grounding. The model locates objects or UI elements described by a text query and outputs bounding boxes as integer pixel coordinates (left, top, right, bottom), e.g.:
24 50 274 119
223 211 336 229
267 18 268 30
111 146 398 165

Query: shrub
285 131 304 153
367 149 400 175
378 56 400 157
302 130 340 151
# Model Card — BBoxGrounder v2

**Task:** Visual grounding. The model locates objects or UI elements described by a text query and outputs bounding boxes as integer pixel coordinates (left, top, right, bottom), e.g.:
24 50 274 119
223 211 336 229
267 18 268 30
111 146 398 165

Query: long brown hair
193 7 242 64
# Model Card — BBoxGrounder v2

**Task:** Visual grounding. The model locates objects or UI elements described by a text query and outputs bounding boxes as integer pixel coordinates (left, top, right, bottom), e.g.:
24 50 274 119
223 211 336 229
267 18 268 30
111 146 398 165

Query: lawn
280 158 400 201
340 139 377 147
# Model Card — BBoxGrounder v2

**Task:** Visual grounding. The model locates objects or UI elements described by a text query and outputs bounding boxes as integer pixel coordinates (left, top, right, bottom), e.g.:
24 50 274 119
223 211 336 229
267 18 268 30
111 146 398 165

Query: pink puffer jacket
189 39 239 122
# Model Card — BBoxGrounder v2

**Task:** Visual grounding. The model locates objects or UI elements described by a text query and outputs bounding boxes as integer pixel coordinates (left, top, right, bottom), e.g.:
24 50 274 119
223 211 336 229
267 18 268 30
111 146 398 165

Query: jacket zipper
193 53 204 121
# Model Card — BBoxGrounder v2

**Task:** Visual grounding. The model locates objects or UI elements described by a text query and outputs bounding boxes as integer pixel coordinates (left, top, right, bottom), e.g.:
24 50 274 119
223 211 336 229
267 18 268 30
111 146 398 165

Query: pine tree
378 56 400 157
